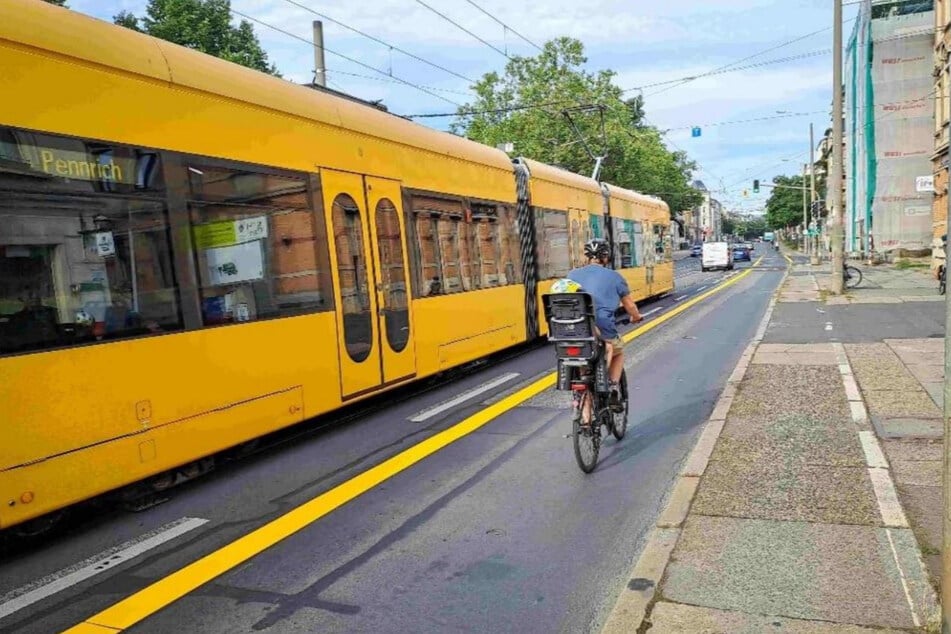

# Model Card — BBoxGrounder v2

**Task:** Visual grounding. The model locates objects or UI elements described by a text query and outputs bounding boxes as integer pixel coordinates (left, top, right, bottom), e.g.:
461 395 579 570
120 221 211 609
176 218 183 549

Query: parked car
732 244 752 262
744 241 754 251
690 244 702 257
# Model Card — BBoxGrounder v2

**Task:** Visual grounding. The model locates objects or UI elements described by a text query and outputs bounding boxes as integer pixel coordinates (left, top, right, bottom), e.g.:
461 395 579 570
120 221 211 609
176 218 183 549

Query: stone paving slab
895 483 942 585
663 516 920 629
885 338 945 354
730 365 851 421
921 382 944 408
849 359 923 393
883 439 943 463
903 364 946 384
646 602 909 634
757 343 837 354
872 417 943 440
712 416 866 468
863 389 943 418
890 457 941 487
692 460 880 526
750 351 838 365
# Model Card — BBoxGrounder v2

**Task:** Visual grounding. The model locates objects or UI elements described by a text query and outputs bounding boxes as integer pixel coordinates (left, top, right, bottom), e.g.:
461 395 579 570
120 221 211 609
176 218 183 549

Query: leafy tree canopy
764 174 808 230
451 38 701 215
114 0 279 76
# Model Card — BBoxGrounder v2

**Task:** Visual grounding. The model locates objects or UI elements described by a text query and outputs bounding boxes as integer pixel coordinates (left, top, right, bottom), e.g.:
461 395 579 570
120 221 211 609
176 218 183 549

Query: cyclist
567 239 643 410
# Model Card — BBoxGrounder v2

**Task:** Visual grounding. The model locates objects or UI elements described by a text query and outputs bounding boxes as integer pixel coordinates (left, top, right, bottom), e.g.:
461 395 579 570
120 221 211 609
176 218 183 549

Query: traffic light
753 179 760 193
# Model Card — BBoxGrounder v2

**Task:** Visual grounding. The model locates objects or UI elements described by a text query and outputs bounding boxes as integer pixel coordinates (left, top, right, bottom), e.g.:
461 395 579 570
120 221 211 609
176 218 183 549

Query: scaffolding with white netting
845 0 934 257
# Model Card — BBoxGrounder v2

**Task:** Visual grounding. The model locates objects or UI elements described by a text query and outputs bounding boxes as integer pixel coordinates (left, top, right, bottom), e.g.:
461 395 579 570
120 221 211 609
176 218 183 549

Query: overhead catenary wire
461 0 542 51
230 8 464 108
413 0 512 59
720 88 938 197
625 49 831 93
278 0 476 84
325 69 475 96
405 49 839 119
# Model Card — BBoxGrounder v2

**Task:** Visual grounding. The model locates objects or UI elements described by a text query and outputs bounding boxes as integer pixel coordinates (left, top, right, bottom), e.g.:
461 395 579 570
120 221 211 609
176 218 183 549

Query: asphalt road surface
0 245 784 634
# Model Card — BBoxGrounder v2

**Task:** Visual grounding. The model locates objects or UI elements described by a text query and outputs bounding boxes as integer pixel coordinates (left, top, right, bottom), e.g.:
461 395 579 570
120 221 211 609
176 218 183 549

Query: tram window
476 221 500 287
536 209 570 279
589 214 605 240
330 193 373 362
457 220 475 291
0 126 182 356
375 198 409 353
497 205 521 285
187 166 326 326
437 218 462 292
613 218 639 268
413 213 441 296
654 224 672 261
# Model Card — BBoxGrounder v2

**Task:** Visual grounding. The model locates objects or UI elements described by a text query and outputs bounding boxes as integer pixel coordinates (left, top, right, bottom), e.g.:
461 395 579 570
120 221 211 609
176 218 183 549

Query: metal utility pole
945 149 951 634
802 163 808 253
830 0 845 293
312 21 327 88
810 123 820 264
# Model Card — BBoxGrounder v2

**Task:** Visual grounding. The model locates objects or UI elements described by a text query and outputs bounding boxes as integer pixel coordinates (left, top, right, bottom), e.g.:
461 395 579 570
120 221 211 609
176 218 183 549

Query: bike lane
57 260 780 634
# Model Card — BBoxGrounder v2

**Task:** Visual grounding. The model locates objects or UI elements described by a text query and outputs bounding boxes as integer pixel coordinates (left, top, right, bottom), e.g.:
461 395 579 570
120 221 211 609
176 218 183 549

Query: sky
68 0 860 215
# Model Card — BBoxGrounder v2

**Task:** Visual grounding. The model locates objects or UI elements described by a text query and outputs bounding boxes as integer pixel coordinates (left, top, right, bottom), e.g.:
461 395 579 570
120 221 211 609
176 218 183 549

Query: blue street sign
691 127 701 138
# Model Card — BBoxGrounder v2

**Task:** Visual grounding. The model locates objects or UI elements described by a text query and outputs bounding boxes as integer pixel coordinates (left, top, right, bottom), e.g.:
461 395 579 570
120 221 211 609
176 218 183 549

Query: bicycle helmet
583 239 611 261
550 278 583 293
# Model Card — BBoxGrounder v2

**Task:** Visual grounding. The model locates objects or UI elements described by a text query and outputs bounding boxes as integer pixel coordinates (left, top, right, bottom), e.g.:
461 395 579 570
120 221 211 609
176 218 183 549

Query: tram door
322 169 416 399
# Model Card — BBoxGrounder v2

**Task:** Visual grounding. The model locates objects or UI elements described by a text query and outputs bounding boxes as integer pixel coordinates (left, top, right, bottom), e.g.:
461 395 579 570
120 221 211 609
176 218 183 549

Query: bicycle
843 262 862 289
543 293 633 473
939 236 947 296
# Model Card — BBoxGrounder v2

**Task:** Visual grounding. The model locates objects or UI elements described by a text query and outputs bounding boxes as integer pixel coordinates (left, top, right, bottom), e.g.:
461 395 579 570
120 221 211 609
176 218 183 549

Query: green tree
114 0 279 76
764 175 807 230
742 216 767 240
452 38 701 215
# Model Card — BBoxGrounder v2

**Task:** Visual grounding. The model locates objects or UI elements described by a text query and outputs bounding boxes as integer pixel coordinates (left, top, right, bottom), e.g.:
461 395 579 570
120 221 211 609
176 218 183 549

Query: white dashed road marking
409 373 520 422
0 517 209 621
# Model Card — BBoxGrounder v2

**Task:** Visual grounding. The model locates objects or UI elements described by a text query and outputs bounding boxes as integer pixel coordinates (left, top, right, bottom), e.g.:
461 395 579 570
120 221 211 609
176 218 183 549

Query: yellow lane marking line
63 262 760 633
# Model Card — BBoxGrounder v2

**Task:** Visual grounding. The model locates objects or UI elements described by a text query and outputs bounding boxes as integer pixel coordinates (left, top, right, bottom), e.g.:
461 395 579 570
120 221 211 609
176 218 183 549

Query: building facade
691 180 722 242
845 0 935 257
933 0 951 271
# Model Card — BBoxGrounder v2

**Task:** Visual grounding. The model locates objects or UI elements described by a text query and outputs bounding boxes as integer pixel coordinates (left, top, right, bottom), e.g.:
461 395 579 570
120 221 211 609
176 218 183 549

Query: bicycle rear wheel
844 265 862 289
572 388 599 473
612 369 629 440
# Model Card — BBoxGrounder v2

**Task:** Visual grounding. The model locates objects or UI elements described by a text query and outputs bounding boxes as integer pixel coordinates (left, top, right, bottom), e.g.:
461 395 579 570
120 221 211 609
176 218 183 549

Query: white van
701 242 733 272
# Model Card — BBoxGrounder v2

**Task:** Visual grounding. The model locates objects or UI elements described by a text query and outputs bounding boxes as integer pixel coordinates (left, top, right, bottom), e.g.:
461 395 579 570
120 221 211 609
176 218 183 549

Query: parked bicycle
939 234 947 296
843 262 862 289
543 293 633 473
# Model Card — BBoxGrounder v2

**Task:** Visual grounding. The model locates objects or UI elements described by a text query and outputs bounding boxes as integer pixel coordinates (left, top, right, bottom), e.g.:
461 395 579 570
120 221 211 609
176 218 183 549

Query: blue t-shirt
567 264 630 339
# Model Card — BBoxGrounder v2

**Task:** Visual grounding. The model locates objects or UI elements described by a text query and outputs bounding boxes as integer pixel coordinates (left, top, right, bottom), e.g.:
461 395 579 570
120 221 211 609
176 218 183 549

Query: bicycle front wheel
572 389 600 473
844 265 862 289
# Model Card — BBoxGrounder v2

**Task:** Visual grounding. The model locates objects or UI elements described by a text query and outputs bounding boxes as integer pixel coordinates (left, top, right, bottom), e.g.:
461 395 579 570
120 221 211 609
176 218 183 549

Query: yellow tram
0 0 672 531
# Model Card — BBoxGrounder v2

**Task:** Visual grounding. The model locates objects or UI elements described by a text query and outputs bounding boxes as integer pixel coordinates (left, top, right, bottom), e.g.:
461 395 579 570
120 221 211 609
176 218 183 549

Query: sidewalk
604 257 944 633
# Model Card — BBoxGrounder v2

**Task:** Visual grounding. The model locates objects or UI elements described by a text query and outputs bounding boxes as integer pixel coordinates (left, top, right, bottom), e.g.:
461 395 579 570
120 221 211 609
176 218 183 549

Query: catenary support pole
830 0 844 293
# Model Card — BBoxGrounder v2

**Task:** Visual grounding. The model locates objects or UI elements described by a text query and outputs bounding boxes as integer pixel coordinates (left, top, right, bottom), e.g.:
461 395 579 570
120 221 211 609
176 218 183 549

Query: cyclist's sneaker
609 382 624 412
